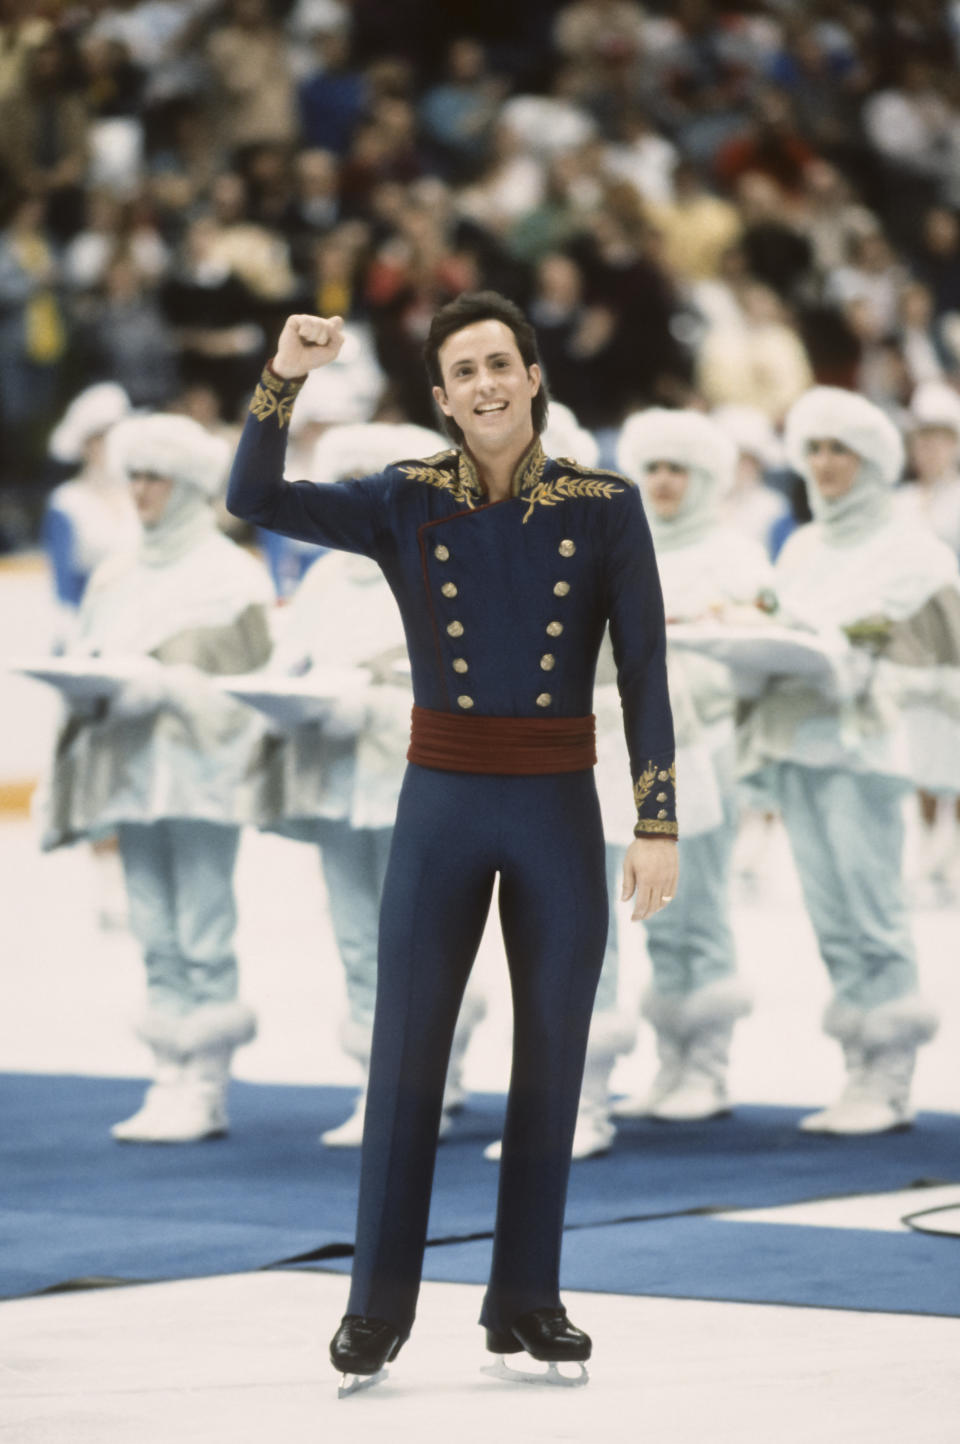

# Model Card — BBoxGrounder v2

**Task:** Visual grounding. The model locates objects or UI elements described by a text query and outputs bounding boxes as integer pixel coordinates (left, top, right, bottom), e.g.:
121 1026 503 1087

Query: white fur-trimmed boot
799 995 939 1135
570 1011 637 1159
111 1010 188 1142
650 980 752 1121
321 1018 372 1148
613 981 751 1122
611 990 687 1120
173 1000 258 1142
113 1001 256 1144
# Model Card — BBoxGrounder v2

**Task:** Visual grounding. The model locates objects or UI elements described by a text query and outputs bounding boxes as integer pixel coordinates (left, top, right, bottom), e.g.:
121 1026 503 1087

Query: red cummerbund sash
408 704 596 775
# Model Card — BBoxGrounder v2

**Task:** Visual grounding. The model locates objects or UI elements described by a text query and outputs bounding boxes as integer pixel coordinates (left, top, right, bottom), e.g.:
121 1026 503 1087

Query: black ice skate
481 1306 591 1387
329 1314 402 1398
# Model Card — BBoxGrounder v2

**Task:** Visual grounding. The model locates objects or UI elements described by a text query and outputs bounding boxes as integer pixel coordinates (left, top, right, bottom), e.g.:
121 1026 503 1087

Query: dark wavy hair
424 290 549 445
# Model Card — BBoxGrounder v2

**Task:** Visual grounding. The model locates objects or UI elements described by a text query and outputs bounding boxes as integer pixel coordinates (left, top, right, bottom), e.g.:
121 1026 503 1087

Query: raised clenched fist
273 314 346 378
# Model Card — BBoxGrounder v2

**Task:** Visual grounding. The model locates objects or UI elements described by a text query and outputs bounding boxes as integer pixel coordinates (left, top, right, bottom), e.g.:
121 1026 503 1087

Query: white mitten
110 663 172 720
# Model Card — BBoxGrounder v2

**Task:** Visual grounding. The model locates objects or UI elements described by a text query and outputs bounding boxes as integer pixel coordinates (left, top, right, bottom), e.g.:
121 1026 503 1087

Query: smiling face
805 438 861 499
432 319 541 462
129 471 176 526
645 460 690 518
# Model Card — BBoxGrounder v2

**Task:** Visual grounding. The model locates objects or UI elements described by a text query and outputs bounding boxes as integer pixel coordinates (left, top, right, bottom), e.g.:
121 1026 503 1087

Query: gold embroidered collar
455 437 547 502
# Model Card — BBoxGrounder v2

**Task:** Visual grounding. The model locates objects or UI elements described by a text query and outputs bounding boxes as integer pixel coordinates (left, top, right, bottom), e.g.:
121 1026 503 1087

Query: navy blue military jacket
227 366 677 837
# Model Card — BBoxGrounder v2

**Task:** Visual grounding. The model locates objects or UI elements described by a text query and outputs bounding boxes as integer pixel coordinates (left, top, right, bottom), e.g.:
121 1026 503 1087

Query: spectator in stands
734 170 815 303
159 215 267 419
419 38 503 184
552 0 647 73
0 31 89 240
298 11 369 157
338 100 425 219
0 193 68 487
798 160 882 277
714 90 816 201
284 148 341 274
306 221 372 322
910 205 960 320
207 169 297 305
827 228 910 340
645 160 743 284
206 0 298 156
696 279 813 423
603 106 678 206
62 188 169 295
77 254 176 408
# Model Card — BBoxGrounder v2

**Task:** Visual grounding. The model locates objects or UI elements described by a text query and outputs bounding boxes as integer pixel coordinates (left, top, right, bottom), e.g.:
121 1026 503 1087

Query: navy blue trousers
345 763 608 1338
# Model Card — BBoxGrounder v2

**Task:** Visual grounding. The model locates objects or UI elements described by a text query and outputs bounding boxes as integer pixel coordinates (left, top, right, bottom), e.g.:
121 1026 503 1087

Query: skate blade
337 1367 388 1399
481 1356 589 1388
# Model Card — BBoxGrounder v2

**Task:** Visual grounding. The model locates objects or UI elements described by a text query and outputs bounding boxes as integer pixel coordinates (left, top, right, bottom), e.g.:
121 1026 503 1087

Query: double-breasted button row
432 543 470 697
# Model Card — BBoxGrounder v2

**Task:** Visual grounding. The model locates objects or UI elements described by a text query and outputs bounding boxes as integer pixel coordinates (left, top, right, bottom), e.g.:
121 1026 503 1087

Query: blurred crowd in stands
4 0 960 549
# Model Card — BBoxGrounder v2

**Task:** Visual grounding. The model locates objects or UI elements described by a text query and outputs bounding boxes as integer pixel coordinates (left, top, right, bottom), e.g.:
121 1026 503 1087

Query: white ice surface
2 1272 959 1444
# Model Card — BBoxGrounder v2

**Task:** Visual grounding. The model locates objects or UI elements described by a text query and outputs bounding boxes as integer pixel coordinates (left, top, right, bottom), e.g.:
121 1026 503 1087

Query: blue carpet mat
4 1072 959 1302
307 1216 960 1318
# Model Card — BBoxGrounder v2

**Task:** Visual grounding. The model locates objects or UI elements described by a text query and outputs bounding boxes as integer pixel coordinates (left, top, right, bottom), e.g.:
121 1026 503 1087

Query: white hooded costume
39 412 274 1143
601 408 772 1124
42 383 140 645
742 385 960 1134
894 379 960 556
253 421 485 1148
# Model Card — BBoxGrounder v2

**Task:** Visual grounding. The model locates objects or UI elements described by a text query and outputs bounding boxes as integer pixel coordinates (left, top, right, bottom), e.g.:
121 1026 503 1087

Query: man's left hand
621 836 679 921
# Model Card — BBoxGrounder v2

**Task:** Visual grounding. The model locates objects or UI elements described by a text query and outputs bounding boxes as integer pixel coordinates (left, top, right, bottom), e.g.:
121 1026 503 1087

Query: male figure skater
227 292 677 1390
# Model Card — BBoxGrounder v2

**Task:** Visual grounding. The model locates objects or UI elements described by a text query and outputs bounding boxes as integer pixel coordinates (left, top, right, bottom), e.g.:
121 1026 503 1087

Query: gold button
457 695 474 710
540 653 555 671
441 581 458 598
536 692 553 707
658 770 669 781
559 539 575 557
434 544 450 561
657 792 667 802
452 658 468 674
546 621 564 637
447 620 464 638
657 809 668 820
553 581 570 597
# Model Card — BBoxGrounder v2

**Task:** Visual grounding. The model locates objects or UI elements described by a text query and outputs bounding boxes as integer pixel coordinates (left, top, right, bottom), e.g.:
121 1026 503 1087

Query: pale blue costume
40 413 273 1142
740 386 960 1133
596 409 771 1126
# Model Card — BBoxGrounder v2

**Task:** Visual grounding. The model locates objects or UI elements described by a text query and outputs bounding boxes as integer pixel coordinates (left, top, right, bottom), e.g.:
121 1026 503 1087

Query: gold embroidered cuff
249 364 306 429
634 818 679 838
632 759 677 838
